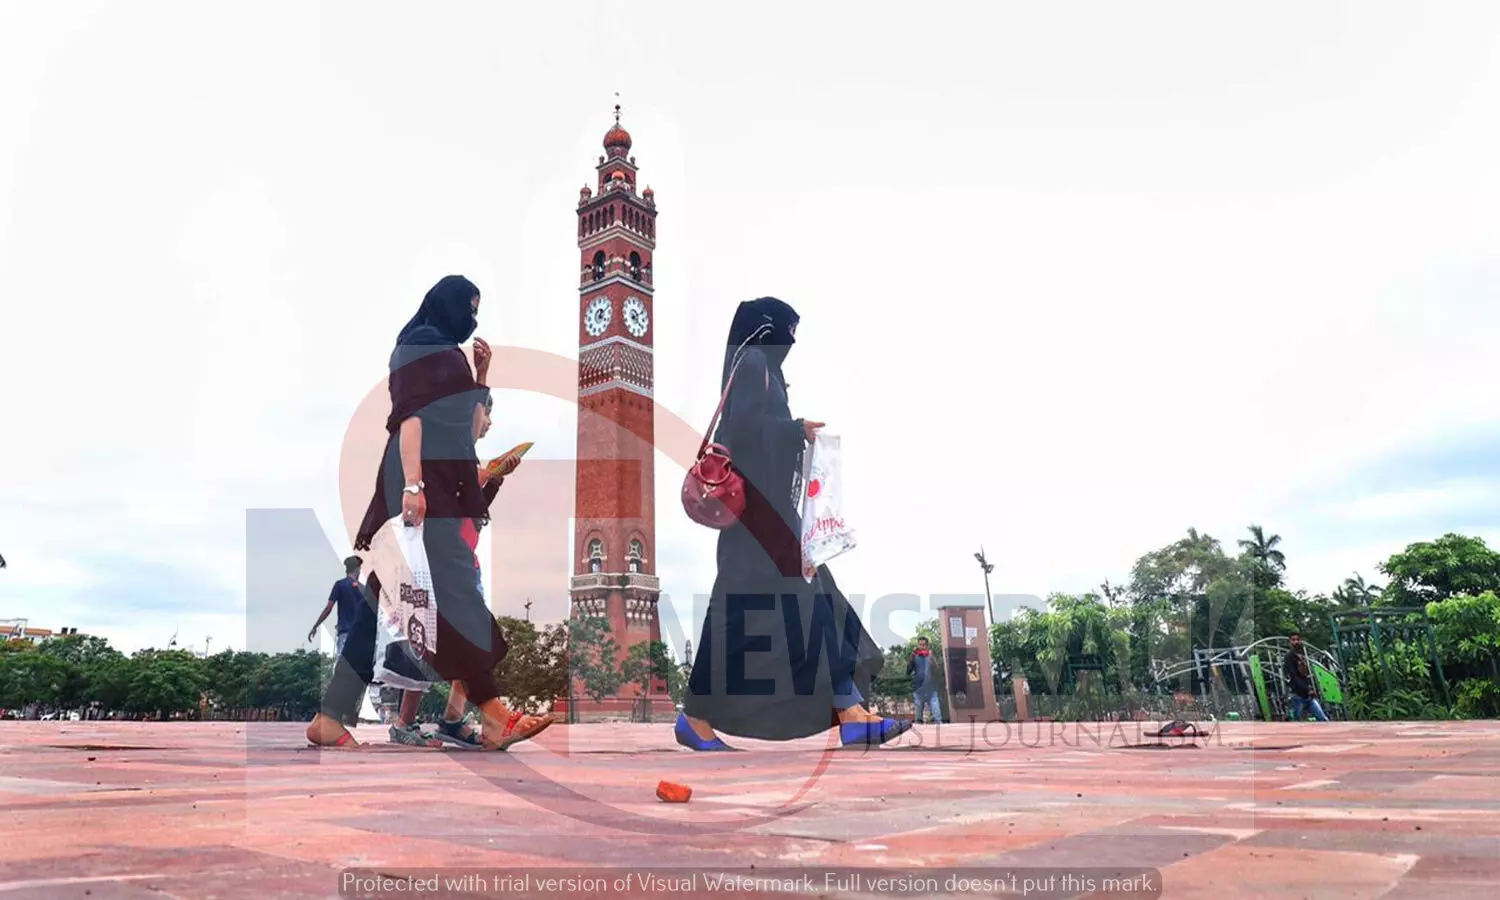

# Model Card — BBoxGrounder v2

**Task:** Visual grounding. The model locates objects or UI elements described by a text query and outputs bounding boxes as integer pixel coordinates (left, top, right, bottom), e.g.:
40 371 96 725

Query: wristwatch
403 481 424 495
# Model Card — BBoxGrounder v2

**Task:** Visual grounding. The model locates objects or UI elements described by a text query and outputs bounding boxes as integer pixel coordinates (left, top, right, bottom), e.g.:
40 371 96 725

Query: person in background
306 556 437 748
308 556 367 659
906 636 943 724
1284 632 1330 722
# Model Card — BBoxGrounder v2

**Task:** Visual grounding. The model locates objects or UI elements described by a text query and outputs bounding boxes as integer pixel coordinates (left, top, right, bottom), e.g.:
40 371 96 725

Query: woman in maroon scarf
306 275 553 750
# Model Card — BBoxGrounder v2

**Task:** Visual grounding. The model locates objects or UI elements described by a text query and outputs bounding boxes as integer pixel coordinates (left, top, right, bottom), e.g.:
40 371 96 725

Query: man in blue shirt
305 556 443 748
308 556 369 657
906 636 943 724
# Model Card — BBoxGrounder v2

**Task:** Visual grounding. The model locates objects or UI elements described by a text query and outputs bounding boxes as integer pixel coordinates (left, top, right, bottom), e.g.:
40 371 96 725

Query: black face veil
721 296 799 387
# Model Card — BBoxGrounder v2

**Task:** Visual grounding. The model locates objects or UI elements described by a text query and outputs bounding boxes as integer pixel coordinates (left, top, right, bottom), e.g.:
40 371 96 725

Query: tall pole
524 598 533 622
975 547 996 626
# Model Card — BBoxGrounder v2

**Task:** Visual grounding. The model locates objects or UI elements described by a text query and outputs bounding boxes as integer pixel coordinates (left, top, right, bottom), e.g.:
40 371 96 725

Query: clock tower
566 107 673 719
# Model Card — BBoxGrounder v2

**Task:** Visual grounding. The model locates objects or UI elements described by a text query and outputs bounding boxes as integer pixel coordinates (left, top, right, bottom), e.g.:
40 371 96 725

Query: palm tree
1342 572 1382 607
1099 579 1125 607
1238 524 1286 570
1184 528 1222 555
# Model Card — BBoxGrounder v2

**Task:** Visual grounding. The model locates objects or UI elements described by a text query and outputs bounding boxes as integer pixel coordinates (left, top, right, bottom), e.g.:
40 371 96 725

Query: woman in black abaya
306 275 552 751
678 297 907 750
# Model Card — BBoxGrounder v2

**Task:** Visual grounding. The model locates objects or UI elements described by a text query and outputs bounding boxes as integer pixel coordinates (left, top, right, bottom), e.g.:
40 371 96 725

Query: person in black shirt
1283 632 1329 722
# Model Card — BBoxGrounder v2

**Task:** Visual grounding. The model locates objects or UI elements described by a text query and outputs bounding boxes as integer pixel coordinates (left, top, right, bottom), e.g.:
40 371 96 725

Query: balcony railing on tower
579 260 652 288
569 571 661 593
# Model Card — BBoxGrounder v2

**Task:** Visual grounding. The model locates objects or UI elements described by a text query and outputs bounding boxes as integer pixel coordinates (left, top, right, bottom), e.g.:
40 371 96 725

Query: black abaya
684 343 883 740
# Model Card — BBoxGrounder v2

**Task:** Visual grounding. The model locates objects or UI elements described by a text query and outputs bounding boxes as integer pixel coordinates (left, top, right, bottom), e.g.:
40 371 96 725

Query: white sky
3 1 1500 656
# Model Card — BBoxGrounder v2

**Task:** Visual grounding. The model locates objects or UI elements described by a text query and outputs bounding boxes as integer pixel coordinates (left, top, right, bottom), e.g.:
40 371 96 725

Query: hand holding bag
799 432 857 580
366 516 441 690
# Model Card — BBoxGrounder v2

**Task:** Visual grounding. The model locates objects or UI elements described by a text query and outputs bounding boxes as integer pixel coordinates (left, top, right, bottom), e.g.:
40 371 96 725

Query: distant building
3 624 84 645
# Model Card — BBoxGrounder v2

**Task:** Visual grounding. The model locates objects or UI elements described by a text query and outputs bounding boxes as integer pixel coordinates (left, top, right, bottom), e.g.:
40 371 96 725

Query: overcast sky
3 2 1500 657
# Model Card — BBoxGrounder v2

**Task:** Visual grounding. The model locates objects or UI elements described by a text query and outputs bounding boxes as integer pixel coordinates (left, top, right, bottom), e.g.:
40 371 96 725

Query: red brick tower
566 106 673 719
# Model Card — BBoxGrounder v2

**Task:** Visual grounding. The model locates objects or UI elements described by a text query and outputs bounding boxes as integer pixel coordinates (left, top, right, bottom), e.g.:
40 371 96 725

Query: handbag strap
697 362 741 457
698 326 773 457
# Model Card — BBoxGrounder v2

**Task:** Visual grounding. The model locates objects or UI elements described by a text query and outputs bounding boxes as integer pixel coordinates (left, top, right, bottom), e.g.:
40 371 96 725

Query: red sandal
489 710 555 751
308 729 359 749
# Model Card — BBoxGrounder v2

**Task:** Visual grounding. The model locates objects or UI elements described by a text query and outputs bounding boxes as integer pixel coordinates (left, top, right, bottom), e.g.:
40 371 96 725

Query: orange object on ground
655 780 692 803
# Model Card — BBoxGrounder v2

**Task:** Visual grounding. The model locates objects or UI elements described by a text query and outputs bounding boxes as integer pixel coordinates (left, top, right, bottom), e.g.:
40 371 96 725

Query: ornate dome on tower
604 124 632 151
603 104 631 157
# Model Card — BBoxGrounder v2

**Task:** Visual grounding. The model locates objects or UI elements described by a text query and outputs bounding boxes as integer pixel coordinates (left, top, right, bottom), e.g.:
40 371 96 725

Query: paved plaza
1 719 1497 898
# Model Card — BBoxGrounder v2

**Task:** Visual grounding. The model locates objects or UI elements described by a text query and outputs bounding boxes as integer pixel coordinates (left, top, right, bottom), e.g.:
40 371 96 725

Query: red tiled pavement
0 719 1497 898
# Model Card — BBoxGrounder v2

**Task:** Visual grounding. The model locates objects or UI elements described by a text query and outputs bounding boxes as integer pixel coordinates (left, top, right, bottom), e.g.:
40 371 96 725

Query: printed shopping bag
799 432 857 581
367 516 440 691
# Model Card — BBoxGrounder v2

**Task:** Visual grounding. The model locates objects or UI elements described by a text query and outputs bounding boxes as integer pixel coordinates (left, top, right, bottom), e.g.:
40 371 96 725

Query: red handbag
681 361 764 529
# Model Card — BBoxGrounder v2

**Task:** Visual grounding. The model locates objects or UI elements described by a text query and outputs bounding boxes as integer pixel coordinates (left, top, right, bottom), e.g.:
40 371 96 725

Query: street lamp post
974 547 996 626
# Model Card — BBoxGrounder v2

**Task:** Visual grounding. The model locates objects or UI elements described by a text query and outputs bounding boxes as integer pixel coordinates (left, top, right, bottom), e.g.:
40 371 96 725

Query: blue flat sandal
674 713 737 751
839 717 913 748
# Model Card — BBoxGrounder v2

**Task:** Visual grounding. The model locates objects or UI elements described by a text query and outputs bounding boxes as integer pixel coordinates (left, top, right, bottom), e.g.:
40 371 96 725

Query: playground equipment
1152 638 1344 721
1330 606 1450 708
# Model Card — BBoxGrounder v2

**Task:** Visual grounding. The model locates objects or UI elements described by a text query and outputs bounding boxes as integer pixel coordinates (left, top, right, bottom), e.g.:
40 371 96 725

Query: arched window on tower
591 251 605 281
609 207 616 226
629 252 641 282
628 540 644 574
587 539 604 573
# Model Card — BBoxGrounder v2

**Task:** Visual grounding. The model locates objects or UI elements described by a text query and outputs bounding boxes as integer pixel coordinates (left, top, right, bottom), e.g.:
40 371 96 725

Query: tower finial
614 91 621 125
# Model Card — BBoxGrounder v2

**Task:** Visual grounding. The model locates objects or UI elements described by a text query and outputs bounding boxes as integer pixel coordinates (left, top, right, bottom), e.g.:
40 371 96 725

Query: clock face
623 296 649 338
584 296 613 337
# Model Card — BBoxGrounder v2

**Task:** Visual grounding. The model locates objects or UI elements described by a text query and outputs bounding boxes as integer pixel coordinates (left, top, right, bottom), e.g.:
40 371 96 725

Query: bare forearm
399 418 423 485
311 602 334 629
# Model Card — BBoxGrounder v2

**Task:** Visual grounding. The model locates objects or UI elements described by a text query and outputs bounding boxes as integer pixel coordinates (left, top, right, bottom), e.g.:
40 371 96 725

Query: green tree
1238 524 1287 590
1128 528 1251 687
494 617 568 714
204 650 266 713
621 640 673 701
871 644 916 701
0 643 73 709
249 650 324 718
666 653 689 709
567 616 623 704
1426 592 1500 680
1342 573 1383 607
88 654 136 711
418 681 452 721
121 650 207 719
1380 534 1500 605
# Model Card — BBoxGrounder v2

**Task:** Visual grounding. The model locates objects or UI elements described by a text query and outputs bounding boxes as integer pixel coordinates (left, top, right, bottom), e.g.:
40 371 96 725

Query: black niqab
396 275 480 347
721 296 798 388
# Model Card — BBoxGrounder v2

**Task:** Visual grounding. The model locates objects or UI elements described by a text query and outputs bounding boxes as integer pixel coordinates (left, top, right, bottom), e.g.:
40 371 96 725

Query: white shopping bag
799 432 858 581
366 516 440 691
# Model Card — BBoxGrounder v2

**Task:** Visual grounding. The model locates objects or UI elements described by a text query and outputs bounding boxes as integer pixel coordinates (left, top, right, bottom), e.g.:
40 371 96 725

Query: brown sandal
488 710 555 751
